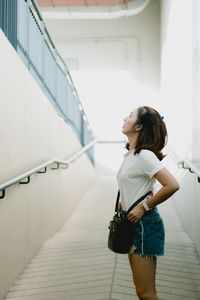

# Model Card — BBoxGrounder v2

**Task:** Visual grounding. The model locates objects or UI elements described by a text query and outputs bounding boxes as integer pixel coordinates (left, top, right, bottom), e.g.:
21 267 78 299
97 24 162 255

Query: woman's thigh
128 254 157 293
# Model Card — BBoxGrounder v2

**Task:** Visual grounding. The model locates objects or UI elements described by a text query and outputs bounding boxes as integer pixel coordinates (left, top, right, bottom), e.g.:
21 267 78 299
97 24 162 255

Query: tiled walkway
4 175 200 300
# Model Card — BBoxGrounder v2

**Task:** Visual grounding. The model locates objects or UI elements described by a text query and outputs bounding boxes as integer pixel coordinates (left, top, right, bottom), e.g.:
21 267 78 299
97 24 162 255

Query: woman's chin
122 128 127 135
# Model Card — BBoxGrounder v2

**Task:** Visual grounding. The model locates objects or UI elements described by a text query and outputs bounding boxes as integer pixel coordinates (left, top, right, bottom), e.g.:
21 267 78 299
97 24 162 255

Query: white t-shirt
116 149 164 211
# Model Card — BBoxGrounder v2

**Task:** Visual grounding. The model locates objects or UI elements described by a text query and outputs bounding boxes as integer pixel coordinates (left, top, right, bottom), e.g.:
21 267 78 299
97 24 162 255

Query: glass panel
1 0 95 163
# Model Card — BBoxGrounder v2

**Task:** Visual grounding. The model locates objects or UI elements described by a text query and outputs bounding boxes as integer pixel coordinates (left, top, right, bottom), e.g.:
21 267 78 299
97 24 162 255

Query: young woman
117 106 179 300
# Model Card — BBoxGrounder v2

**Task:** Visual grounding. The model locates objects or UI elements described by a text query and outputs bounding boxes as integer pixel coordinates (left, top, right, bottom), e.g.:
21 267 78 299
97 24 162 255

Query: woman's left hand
127 204 145 223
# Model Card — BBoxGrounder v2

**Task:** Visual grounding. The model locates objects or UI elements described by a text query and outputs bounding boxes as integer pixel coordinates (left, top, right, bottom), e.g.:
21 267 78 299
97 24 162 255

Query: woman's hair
126 106 168 161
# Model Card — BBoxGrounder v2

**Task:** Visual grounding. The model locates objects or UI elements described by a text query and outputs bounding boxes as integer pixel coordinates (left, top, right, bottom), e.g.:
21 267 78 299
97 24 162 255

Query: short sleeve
138 150 164 178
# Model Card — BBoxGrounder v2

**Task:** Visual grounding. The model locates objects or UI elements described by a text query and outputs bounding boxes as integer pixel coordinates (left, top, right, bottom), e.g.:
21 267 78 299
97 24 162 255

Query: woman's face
122 108 138 135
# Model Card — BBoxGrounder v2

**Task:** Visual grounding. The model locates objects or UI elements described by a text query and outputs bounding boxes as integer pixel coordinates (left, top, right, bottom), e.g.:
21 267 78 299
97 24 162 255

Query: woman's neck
127 135 138 151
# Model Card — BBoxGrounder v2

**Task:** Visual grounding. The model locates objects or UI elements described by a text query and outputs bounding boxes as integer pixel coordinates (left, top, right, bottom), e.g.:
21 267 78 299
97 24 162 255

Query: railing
167 146 200 183
0 0 95 163
0 139 98 199
98 140 126 144
177 160 200 183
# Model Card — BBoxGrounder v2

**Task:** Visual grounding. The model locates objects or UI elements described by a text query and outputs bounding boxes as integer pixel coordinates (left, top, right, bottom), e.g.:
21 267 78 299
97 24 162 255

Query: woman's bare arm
144 167 179 209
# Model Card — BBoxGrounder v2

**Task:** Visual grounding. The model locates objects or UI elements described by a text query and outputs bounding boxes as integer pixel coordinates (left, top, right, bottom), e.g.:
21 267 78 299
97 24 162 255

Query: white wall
160 0 200 255
44 0 160 91
172 169 200 256
191 0 200 162
0 30 96 299
160 0 193 158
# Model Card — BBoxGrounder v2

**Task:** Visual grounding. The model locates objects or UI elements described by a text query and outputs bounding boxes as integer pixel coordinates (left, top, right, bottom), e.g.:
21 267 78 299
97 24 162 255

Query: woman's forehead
131 108 138 114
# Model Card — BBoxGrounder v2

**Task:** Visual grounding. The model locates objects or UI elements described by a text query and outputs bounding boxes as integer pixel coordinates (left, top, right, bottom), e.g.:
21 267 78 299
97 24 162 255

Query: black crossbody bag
108 190 152 254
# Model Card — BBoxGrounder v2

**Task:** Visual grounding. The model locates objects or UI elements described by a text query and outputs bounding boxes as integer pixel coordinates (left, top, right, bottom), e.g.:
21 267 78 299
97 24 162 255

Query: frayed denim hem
129 242 164 257
129 248 164 258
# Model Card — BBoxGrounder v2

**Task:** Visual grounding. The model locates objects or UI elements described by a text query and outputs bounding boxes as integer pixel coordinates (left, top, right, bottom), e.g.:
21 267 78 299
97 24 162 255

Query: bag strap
114 190 120 213
114 190 152 215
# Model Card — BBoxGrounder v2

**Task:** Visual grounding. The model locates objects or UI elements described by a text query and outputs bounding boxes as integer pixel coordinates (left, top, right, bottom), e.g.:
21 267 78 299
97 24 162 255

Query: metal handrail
167 146 200 183
98 140 126 144
149 144 200 184
0 138 98 199
177 159 200 183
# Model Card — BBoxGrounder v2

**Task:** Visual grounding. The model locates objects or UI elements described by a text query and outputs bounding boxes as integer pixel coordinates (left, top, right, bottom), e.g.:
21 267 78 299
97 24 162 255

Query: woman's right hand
127 204 145 223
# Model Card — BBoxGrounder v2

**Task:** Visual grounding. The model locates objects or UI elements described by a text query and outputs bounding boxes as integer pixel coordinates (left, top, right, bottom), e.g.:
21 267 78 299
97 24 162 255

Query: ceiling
36 0 150 19
37 0 133 7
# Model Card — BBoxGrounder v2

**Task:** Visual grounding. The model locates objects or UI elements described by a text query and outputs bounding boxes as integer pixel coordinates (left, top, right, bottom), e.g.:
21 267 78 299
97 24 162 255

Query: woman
117 106 179 300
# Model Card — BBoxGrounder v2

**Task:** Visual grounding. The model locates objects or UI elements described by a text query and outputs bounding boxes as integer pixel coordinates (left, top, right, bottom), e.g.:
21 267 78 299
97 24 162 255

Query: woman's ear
135 124 142 131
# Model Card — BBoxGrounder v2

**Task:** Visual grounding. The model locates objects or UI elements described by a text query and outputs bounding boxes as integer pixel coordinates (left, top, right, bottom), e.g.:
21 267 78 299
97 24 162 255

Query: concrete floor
4 175 200 300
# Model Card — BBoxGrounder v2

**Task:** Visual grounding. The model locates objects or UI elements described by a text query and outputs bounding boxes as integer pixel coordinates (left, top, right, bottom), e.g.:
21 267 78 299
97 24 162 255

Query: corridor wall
0 30 96 299
160 0 200 255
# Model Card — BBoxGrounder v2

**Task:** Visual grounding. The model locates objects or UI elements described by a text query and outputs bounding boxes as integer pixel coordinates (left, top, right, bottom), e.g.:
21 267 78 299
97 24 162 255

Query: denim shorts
129 206 165 257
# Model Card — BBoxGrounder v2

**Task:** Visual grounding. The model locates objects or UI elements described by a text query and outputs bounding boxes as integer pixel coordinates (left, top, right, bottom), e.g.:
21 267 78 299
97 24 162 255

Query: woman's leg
128 253 158 300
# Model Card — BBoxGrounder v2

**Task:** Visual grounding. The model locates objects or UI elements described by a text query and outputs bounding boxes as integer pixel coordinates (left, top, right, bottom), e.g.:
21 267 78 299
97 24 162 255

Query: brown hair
126 106 168 160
